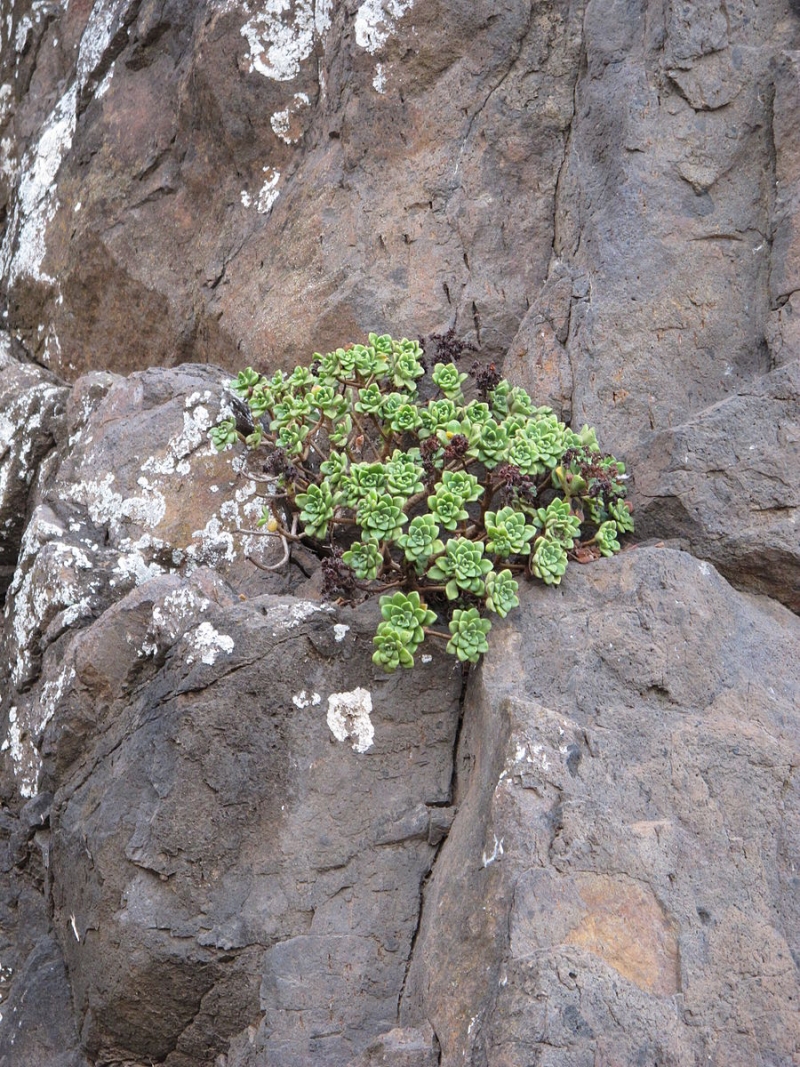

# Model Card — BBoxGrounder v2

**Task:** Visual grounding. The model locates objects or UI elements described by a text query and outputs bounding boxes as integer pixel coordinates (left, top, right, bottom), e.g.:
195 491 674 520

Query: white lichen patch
186 621 235 665
185 513 236 566
185 475 267 569
37 664 76 736
372 62 386 93
0 84 13 127
0 382 61 514
333 623 349 642
2 707 41 799
241 0 331 81
112 549 164 588
77 0 127 90
14 16 33 54
141 403 214 477
268 599 332 633
481 834 504 868
69 471 166 533
142 586 212 656
95 64 114 98
256 168 280 213
0 84 78 286
270 92 310 143
292 689 321 709
354 0 414 53
5 511 100 687
327 687 374 753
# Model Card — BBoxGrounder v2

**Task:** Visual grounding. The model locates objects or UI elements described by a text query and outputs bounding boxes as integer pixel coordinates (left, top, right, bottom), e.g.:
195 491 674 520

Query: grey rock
0 0 584 379
0 810 87 1067
0 0 799 1062
635 360 800 611
0 336 68 602
0 362 290 706
44 590 461 1065
347 1023 440 1067
508 4 793 460
401 547 800 1066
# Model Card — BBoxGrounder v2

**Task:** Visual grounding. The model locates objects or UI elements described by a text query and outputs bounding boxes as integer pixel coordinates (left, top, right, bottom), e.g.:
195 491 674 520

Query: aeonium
212 333 633 670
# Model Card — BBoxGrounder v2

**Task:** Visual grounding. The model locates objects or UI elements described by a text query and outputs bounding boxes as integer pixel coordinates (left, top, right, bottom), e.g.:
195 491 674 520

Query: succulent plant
295 482 336 540
432 362 469 400
342 540 382 580
426 537 494 600
440 469 483 504
419 398 459 437
385 450 425 497
426 486 470 531
534 498 581 548
389 402 423 434
357 490 408 543
447 608 492 663
209 418 237 451
232 367 262 397
609 498 634 534
354 383 385 416
379 591 437 647
396 514 445 571
484 568 520 618
484 506 537 558
211 334 633 671
591 520 621 557
372 622 416 671
530 535 568 585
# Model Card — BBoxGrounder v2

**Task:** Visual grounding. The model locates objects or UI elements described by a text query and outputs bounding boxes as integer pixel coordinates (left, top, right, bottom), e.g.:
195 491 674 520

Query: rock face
47 587 460 1066
401 548 800 1066
1 0 799 1064
0 350 463 1065
636 360 800 612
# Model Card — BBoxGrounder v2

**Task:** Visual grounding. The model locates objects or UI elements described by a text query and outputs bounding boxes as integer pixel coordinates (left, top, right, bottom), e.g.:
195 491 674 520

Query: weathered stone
508 4 794 460
402 548 800 1066
635 360 800 611
0 814 87 1067
0 335 67 602
0 0 587 378
43 589 460 1065
0 362 291 713
1 0 800 1062
347 1023 440 1067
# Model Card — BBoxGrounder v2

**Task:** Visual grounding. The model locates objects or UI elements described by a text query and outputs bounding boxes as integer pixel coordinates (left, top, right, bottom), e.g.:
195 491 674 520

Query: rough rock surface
0 358 464 1065
0 0 798 605
46 586 461 1066
0 333 67 600
636 360 800 611
0 0 799 1063
402 547 800 1066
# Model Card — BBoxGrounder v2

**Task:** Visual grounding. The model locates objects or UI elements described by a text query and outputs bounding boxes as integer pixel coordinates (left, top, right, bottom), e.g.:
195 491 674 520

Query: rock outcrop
402 547 800 1066
0 0 799 1064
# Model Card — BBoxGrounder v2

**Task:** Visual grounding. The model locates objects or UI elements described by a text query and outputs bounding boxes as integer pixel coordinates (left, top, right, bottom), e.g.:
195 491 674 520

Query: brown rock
635 360 800 611
0 336 68 601
402 548 800 1067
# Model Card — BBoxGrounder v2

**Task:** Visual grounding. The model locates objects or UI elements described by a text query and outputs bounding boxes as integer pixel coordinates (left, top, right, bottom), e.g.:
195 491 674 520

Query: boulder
44 585 461 1066
402 547 800 1067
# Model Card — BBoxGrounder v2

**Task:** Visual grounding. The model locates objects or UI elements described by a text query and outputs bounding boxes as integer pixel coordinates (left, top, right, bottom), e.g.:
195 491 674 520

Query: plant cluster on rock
211 334 633 669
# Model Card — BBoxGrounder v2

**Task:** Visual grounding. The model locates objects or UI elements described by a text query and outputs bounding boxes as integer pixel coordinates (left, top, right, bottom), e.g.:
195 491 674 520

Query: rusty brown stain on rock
564 873 680 995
